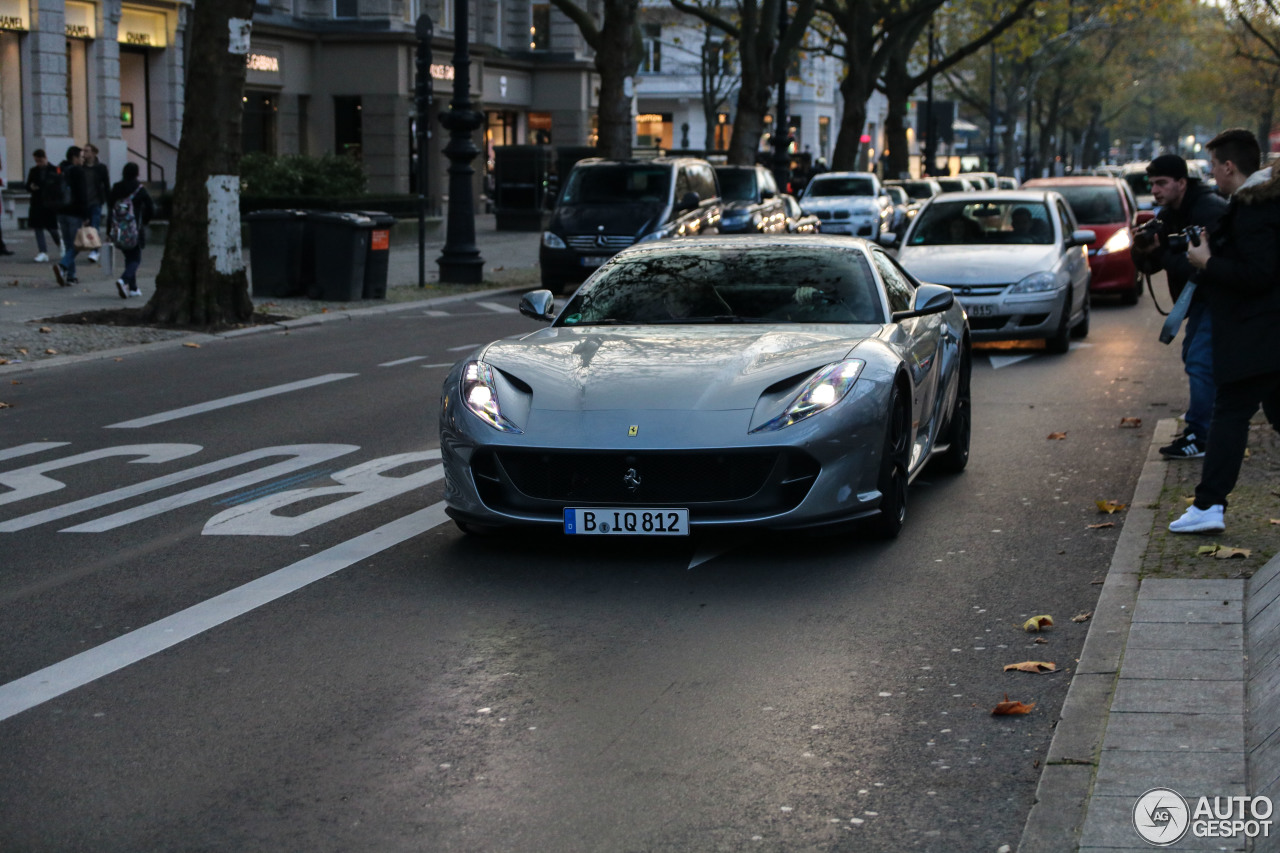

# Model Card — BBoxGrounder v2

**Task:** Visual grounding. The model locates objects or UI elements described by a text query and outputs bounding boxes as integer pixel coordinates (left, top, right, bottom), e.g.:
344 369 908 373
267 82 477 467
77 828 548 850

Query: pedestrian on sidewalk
53 146 90 287
1170 128 1280 535
0 154 13 256
82 143 109 264
106 162 154 299
1132 154 1228 460
25 149 62 263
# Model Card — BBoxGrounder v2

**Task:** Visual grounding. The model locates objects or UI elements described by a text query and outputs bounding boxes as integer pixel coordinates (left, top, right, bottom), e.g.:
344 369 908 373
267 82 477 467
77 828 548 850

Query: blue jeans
33 224 60 254
57 215 82 278
1181 299 1214 441
87 205 102 252
121 246 142 288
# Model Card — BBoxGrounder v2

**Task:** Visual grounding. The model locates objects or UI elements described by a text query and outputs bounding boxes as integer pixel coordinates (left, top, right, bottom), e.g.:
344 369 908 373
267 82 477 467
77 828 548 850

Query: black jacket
106 178 155 249
55 161 91 219
1196 167 1280 383
1135 181 1228 301
25 164 58 228
86 162 110 209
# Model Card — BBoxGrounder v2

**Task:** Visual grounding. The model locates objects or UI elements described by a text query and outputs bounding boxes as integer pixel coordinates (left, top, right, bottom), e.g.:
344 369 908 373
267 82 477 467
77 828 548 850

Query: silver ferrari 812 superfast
440 235 971 539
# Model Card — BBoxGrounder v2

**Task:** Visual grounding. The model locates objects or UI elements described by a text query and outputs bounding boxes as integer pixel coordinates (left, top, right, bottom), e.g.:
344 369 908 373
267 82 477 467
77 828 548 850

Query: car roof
572 157 710 169
810 171 878 179
1023 177 1121 188
612 234 878 257
929 189 1060 203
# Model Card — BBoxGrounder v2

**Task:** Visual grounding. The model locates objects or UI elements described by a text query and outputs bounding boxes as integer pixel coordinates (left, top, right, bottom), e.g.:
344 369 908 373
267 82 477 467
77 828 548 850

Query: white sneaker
116 279 128 299
127 288 142 298
1169 504 1225 534
88 250 99 263
33 252 48 263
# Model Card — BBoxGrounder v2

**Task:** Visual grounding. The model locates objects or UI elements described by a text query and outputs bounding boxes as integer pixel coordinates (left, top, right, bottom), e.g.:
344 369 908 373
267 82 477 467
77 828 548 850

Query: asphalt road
0 286 1188 852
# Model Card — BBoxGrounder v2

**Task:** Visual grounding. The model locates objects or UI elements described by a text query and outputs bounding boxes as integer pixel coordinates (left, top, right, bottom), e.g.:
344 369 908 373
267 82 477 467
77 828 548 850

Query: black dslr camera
1134 219 1204 252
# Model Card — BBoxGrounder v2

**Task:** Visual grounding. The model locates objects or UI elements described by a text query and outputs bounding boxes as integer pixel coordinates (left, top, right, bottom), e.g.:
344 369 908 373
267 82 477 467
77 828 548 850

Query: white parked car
798 171 894 241
896 190 1095 354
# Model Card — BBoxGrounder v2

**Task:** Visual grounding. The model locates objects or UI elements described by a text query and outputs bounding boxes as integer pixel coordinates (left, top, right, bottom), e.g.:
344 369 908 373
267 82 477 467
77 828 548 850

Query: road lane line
447 344 479 352
0 502 450 723
378 356 428 367
105 374 358 429
0 443 71 463
477 301 518 314
422 363 455 369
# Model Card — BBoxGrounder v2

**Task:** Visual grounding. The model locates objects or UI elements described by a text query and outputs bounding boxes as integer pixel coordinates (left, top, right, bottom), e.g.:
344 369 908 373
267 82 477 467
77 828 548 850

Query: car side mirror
877 231 898 247
761 188 776 200
519 290 556 321
1068 229 1096 248
891 283 954 322
678 191 701 211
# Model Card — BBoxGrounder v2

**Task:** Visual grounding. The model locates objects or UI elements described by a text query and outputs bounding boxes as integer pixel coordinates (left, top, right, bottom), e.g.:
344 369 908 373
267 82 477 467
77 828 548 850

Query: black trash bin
350 210 396 299
307 211 374 301
246 209 309 297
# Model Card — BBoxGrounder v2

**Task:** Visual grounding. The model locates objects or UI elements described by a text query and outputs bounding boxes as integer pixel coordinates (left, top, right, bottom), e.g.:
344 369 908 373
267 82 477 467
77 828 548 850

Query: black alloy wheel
871 386 910 539
933 349 971 474
1045 286 1073 354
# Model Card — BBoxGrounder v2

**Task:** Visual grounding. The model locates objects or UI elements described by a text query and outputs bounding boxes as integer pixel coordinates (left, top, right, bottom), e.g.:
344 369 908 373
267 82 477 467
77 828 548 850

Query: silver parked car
440 236 972 538
896 190 1095 354
798 171 895 241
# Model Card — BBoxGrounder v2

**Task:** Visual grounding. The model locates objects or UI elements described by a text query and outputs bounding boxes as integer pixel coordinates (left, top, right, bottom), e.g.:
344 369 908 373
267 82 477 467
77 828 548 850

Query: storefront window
635 113 670 149
714 113 731 152
243 92 278 155
334 95 362 159
528 111 551 145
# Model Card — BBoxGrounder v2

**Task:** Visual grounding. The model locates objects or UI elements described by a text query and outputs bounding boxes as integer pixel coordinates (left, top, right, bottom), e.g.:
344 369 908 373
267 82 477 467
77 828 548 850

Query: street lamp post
436 0 484 283
987 43 998 174
415 14 433 288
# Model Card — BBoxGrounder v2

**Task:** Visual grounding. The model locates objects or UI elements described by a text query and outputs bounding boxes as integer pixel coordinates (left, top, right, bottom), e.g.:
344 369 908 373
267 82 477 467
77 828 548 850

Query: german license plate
965 303 996 317
564 508 689 536
580 255 610 267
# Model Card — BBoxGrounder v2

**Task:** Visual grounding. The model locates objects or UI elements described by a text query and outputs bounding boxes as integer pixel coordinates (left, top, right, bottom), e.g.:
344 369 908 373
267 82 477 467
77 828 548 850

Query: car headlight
1008 271 1062 294
460 361 523 433
750 360 865 433
635 230 665 243
1098 229 1131 255
542 231 566 249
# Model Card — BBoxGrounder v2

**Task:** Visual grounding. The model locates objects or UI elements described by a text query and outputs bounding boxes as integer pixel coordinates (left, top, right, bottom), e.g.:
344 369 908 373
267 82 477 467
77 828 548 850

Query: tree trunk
142 0 255 327
593 0 642 160
832 71 868 171
726 10 771 166
881 50 912 179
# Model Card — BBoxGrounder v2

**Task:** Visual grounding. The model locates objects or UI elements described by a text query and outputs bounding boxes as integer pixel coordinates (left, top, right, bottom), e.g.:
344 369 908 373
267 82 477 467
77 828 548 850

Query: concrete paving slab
1109 679 1244 714
1117 648 1244 681
1141 579 1244 600
1125 621 1243 651
1101 711 1244 753
1131 597 1242 624
1046 672 1119 763
1093 750 1246 796
1248 665 1280 745
1080 794 1245 850
1019 763 1094 853
1246 560 1280 622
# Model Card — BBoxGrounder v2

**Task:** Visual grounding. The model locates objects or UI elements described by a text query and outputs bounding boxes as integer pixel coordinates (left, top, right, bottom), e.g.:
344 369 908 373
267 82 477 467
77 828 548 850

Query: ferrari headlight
1098 228 1131 255
751 359 865 433
1008 271 1061 294
461 361 523 433
542 231 566 249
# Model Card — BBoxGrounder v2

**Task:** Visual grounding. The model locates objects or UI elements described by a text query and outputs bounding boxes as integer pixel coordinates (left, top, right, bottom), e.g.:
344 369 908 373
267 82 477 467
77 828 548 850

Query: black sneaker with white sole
1160 432 1205 459
116 279 128 299
52 263 67 287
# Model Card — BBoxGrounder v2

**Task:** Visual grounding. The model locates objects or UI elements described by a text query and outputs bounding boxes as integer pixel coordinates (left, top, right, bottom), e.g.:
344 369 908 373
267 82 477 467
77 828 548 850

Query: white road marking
422 363 455 369
378 356 428 367
0 445 203 507
477 301 518 314
989 354 1034 369
0 503 450 723
447 344 480 352
105 374 358 428
0 442 71 463
0 444 358 533
423 310 450 317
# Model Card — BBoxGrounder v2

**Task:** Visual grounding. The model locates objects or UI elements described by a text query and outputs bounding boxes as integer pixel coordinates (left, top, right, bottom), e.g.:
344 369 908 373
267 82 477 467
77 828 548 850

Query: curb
0 284 530 376
1017 417 1179 852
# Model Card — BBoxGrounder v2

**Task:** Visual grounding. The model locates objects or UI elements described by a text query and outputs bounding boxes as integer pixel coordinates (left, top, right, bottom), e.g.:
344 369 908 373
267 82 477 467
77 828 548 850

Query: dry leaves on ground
992 695 1036 715
1096 500 1128 514
1047 432 1067 440
1087 521 1115 529
1197 544 1252 559
1004 661 1057 673
1119 417 1142 428
1023 615 1054 632
183 342 201 349
1072 612 1092 623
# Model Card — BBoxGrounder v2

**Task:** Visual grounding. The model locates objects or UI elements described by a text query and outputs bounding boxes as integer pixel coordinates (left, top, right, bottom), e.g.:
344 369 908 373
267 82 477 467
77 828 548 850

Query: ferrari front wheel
871 387 909 539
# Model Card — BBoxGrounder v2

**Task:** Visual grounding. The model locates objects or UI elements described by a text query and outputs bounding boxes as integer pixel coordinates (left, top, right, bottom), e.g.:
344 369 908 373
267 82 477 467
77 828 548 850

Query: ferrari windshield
909 199 1054 246
557 246 885 325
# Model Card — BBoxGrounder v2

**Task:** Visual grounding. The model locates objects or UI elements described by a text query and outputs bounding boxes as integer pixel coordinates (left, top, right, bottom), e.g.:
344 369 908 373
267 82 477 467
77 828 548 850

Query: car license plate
965 303 996 317
580 255 610 267
564 508 689 536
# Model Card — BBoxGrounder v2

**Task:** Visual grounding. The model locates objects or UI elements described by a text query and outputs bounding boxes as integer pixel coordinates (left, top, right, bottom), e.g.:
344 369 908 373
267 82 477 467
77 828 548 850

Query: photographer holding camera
1132 155 1228 460
1169 129 1280 534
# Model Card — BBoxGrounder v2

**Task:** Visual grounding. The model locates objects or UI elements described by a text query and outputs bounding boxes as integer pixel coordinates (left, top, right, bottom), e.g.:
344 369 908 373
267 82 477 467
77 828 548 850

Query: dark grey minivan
539 157 722 294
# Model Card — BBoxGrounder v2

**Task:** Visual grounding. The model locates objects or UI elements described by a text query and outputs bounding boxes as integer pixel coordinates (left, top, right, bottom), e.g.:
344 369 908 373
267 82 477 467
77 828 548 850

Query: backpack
41 167 72 212
110 187 142 250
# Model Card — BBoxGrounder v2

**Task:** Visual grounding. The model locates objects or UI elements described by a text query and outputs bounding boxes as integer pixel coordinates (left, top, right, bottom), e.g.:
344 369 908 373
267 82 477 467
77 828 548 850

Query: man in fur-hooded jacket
1169 128 1280 535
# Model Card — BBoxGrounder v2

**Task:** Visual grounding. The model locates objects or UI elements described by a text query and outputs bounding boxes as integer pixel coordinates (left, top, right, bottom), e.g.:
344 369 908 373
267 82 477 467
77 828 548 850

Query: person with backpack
53 145 90 287
106 162 154 298
25 149 62 262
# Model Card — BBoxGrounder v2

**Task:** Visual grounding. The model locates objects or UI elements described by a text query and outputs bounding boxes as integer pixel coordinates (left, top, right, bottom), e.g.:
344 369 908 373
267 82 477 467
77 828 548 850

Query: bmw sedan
440 236 972 538
897 190 1095 354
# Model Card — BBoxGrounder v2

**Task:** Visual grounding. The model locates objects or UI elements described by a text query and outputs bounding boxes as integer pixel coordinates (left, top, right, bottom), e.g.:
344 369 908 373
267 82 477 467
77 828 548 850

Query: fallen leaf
1119 417 1142 428
0 401 10 409
992 694 1035 715
114 358 123 362
0 359 7 365
1004 661 1057 673
1047 432 1067 440
1034 637 1048 645
38 326 51 333
1072 612 1092 623
1086 522 1115 529
1023 615 1054 632
321 308 329 313
1270 519 1280 526
1198 544 1251 560
1096 500 1127 514
43 349 57 355
16 348 27 355
183 343 201 349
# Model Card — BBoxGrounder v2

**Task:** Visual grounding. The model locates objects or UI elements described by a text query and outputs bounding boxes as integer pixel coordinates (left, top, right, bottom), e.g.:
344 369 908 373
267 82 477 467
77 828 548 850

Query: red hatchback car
1022 177 1142 304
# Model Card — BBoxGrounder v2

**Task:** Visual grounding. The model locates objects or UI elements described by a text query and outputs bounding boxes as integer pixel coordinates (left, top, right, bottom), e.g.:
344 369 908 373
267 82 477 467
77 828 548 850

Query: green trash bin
247 209 309 297
307 211 374 301
350 210 396 299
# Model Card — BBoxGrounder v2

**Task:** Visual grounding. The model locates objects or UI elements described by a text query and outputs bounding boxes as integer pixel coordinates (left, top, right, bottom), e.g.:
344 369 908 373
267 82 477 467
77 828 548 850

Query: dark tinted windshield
909 200 1054 246
562 165 671 205
716 169 758 202
558 247 884 325
1051 185 1126 224
936 179 966 193
898 181 936 200
1123 172 1149 196
804 177 875 198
